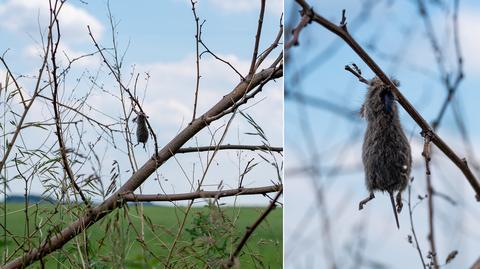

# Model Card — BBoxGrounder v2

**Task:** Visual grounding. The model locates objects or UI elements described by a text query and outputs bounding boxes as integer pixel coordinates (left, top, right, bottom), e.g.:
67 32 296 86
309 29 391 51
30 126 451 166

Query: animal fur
134 112 149 148
359 77 412 229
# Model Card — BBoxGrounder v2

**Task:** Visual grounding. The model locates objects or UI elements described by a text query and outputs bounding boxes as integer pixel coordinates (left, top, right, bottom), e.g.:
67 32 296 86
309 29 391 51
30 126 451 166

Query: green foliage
185 203 236 267
0 203 282 268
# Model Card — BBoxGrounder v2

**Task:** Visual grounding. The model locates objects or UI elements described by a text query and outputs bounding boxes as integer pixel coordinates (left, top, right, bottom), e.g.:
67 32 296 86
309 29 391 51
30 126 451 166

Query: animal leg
359 192 375 210
396 191 403 213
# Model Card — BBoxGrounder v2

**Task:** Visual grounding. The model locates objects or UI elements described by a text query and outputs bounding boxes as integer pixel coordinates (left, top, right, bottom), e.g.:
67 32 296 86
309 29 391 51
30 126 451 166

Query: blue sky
0 0 282 67
0 0 283 206
285 0 480 268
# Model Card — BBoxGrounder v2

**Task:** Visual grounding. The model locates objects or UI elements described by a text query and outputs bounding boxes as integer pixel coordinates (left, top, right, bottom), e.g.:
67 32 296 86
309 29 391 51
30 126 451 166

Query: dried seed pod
359 77 412 229
134 111 149 148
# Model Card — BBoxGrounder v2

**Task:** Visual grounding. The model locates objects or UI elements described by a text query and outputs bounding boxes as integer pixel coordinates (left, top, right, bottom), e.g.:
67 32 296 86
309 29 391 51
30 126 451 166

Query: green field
0 203 282 268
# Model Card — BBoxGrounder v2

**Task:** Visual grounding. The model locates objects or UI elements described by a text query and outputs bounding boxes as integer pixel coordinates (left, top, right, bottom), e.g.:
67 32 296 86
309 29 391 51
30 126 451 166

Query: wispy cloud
458 7 480 72
207 0 282 14
134 54 250 127
0 0 103 44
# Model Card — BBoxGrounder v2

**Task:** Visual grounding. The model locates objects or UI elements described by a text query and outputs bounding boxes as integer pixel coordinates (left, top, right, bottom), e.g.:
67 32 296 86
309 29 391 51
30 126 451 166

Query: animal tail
389 191 400 229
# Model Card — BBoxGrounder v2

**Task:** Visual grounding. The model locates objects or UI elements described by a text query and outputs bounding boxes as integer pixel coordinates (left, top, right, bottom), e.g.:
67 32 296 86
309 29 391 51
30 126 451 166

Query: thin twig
345 64 369 85
248 0 266 75
225 187 283 268
0 57 27 109
285 13 310 49
421 0 464 130
37 94 120 132
87 25 160 157
190 0 201 123
408 185 427 269
0 43 51 176
199 41 245 81
165 105 238 268
255 20 283 70
48 0 90 208
422 132 438 269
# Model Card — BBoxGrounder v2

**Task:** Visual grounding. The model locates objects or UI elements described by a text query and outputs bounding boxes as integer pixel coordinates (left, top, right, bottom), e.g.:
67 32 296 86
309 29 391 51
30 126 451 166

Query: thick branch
122 185 281 202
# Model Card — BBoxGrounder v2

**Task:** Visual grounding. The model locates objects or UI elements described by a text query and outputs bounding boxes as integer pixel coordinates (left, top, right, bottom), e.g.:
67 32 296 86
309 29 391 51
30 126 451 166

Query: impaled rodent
134 111 149 148
359 77 412 229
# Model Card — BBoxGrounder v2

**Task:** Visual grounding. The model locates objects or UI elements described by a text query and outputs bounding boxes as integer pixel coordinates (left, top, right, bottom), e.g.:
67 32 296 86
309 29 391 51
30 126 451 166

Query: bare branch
249 0 266 75
0 5 53 175
122 185 281 202
48 0 90 207
422 132 439 269
345 64 369 85
255 20 283 70
176 144 283 154
190 0 201 123
408 185 427 269
285 13 310 49
225 186 283 268
87 25 160 157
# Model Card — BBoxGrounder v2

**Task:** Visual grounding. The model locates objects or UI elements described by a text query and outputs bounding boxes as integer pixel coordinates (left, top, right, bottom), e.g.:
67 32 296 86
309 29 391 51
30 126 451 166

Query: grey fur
134 112 149 148
360 77 412 229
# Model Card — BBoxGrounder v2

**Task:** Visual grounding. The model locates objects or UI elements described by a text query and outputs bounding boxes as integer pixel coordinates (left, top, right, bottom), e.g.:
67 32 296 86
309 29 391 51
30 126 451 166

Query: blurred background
284 0 480 268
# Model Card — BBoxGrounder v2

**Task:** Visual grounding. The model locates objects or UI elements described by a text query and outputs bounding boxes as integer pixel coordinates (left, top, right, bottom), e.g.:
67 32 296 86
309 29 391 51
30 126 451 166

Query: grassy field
0 203 282 268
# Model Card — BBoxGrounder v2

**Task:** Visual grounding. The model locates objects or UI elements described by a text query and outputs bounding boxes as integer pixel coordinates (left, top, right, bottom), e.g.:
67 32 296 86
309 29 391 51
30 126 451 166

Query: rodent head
361 77 400 121
133 111 148 123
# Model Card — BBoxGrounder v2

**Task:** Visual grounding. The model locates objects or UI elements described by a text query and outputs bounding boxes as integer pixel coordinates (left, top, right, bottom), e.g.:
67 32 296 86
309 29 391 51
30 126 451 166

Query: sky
285 0 480 268
0 0 283 206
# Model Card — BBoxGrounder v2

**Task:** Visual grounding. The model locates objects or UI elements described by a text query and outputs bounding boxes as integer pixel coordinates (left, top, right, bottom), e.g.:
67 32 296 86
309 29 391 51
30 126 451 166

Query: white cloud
458 8 480 72
83 53 282 146
408 5 480 73
0 0 103 44
24 43 101 68
208 0 282 14
135 54 250 127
